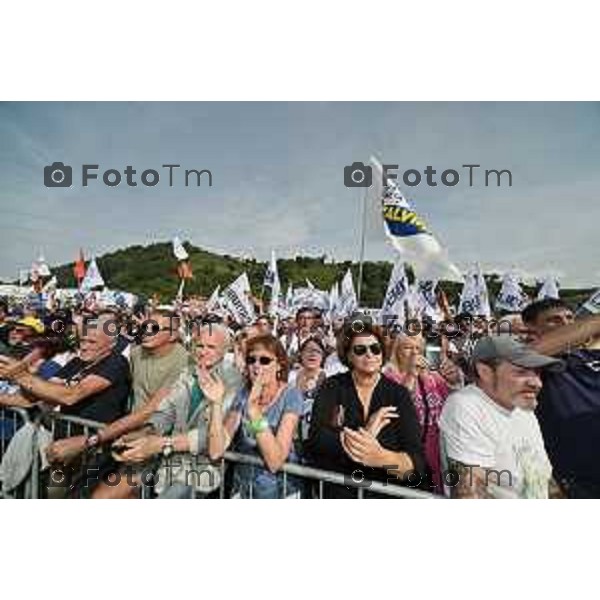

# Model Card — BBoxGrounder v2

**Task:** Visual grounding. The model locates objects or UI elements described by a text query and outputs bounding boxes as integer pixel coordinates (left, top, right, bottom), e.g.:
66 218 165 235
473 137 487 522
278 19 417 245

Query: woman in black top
305 321 426 498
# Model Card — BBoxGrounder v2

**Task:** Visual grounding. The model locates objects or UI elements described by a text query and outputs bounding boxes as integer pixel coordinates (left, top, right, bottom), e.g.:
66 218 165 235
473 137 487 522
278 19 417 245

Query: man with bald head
115 322 242 498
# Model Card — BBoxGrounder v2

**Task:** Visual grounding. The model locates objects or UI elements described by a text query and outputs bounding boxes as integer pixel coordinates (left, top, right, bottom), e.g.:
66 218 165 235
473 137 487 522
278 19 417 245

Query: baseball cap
15 316 45 335
471 335 564 372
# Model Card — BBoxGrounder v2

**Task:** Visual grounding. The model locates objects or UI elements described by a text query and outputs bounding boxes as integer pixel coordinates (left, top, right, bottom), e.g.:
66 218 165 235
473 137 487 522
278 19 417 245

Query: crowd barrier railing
220 451 439 499
0 409 441 500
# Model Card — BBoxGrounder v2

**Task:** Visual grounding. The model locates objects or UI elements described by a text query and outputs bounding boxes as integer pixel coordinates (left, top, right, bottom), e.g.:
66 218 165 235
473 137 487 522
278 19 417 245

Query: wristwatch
161 438 175 458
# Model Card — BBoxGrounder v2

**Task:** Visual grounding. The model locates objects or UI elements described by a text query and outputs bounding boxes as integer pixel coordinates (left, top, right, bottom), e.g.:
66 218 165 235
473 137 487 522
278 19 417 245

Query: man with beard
439 336 564 498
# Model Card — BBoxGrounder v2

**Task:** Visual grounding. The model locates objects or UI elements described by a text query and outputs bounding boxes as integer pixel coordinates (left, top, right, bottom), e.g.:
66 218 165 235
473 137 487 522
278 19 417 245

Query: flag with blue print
537 276 560 301
263 250 279 290
381 261 409 323
496 272 527 312
458 265 491 317
370 156 463 282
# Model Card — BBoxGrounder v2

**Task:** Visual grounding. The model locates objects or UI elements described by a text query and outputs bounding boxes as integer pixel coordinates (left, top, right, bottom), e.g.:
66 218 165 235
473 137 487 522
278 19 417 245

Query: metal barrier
0 407 104 499
221 451 440 499
0 409 440 500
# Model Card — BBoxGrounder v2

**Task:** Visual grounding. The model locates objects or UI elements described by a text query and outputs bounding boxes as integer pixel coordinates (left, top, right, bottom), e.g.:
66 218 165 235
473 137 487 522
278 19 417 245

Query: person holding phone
384 332 463 493
305 321 426 498
206 334 304 498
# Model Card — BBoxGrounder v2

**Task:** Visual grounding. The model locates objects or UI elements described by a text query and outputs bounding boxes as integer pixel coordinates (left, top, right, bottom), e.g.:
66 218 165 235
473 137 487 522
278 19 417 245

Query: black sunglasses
352 343 382 356
246 355 274 366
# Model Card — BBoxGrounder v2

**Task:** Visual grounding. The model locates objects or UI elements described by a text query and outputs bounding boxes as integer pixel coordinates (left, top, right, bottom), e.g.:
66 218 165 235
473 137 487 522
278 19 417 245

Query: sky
1 101 599 287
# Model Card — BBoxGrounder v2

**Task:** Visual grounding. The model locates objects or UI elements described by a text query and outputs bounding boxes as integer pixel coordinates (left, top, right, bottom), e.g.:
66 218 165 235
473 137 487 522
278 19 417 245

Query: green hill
47 241 594 309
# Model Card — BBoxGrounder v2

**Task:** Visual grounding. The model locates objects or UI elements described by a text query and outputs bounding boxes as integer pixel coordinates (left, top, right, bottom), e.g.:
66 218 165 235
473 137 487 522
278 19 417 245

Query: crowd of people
0 293 599 499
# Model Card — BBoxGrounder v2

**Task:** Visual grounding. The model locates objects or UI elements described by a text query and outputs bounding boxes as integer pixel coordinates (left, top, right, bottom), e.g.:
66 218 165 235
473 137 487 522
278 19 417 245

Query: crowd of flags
7 157 594 323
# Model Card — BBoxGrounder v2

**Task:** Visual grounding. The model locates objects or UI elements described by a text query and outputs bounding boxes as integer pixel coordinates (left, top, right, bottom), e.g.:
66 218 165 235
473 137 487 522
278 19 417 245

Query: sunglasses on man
351 343 382 356
246 355 275 366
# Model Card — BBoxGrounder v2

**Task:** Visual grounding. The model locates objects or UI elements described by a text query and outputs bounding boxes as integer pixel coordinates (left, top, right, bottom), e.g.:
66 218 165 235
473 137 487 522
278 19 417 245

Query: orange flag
73 248 86 282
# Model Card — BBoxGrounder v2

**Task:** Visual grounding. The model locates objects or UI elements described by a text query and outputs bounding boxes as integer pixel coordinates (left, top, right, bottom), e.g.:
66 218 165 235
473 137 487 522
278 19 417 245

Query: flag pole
176 278 186 302
356 186 369 305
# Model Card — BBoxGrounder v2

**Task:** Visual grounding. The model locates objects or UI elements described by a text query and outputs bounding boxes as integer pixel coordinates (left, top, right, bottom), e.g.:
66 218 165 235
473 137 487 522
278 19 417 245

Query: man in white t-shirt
439 335 564 499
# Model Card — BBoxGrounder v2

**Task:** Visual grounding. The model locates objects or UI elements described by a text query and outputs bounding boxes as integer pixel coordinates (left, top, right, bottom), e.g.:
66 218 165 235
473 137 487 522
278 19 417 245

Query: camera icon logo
344 161 372 188
44 162 73 187
343 469 372 490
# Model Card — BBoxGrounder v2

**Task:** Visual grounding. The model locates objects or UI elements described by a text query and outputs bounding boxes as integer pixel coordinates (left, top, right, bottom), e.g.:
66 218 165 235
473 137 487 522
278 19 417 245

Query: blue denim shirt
231 385 303 498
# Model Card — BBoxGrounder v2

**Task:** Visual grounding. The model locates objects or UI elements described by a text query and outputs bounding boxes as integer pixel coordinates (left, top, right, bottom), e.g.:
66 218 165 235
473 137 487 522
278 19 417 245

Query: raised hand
247 371 269 422
439 358 462 386
196 365 225 404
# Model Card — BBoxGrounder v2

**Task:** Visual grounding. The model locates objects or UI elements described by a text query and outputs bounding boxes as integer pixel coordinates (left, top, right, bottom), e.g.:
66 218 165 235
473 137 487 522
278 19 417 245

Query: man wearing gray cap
439 335 564 499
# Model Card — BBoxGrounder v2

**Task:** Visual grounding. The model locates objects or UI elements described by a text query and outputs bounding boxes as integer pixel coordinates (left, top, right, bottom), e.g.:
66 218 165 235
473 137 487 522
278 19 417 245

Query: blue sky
1 101 599 287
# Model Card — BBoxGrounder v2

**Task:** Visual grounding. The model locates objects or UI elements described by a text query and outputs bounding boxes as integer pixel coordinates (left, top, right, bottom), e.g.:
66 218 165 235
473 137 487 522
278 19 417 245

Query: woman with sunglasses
305 321 426 498
207 334 304 498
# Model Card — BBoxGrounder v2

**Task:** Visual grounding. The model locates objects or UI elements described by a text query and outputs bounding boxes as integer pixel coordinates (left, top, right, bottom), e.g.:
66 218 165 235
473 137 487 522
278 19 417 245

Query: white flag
458 265 490 317
339 269 359 316
577 288 600 316
405 284 419 320
263 250 278 289
18 269 30 286
291 287 330 311
381 261 409 324
264 250 281 315
37 254 51 277
221 272 256 325
329 282 340 317
81 258 105 291
496 272 527 312
285 284 294 310
205 285 221 313
537 276 560 301
172 236 189 261
370 156 463 282
414 279 442 321
30 260 41 282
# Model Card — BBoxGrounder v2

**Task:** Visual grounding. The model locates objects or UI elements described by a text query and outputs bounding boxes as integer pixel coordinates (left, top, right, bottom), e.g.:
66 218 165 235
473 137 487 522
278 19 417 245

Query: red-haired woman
206 334 304 498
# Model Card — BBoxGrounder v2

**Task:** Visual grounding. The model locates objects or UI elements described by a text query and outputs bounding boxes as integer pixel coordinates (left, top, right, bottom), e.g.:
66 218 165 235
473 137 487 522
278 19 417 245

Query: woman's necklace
257 381 284 409
298 368 320 390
